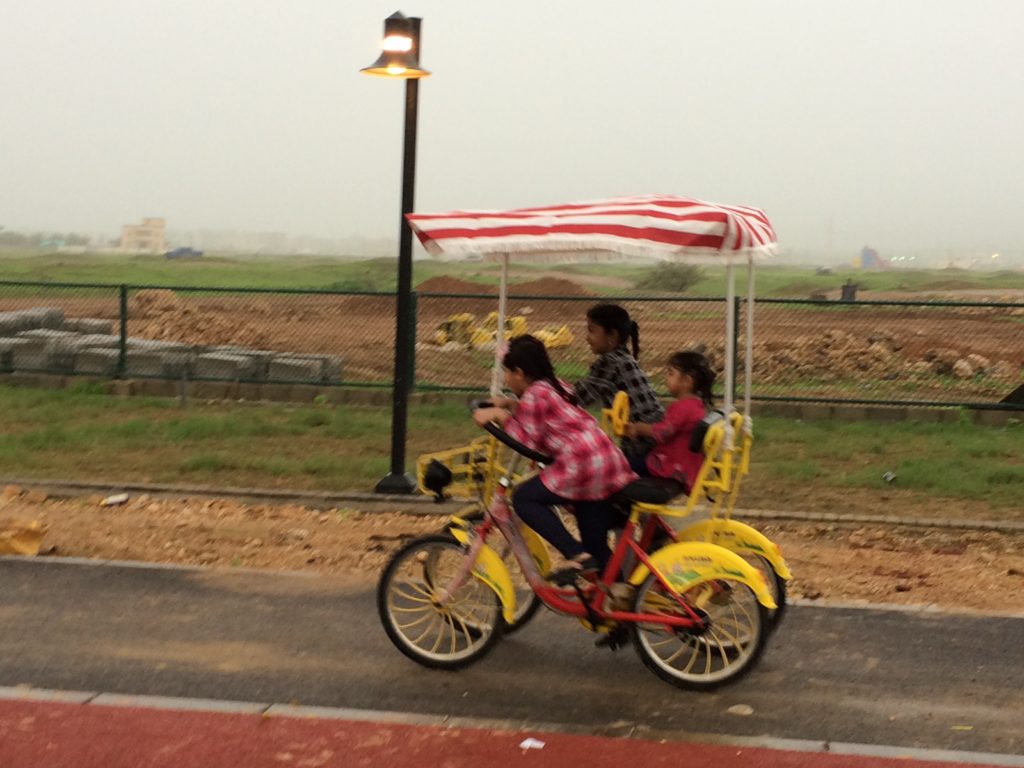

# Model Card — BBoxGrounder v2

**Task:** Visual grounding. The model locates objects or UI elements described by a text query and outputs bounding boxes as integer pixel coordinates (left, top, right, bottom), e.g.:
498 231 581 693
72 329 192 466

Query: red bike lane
0 698 1015 768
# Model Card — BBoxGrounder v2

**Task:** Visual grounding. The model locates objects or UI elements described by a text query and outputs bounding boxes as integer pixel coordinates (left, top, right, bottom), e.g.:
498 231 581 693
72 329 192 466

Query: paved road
1 558 1022 758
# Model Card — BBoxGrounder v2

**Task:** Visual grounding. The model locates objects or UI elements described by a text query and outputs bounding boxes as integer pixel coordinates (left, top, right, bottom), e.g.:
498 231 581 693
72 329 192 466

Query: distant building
121 218 167 254
854 245 889 270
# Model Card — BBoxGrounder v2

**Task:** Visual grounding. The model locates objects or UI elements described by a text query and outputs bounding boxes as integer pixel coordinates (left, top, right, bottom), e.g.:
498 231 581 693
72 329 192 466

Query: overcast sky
2 1 1022 255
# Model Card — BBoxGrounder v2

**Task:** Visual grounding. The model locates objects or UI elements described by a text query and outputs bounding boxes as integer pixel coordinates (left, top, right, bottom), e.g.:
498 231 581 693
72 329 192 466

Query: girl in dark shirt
573 303 664 460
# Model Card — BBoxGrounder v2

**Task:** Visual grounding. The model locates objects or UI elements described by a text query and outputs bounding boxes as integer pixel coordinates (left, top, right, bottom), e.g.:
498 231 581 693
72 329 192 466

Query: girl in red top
473 335 636 580
623 351 714 492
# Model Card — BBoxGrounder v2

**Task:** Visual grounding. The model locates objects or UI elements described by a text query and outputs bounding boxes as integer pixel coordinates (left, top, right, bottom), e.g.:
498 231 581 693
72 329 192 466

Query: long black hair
668 350 716 407
586 303 641 359
502 335 578 405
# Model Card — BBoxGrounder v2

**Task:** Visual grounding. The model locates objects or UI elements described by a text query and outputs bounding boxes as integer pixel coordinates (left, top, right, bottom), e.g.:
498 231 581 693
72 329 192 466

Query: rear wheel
741 554 787 633
378 534 503 669
630 572 767 690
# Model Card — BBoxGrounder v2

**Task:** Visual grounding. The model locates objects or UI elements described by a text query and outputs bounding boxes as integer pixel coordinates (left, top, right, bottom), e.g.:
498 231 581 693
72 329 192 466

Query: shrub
634 262 703 293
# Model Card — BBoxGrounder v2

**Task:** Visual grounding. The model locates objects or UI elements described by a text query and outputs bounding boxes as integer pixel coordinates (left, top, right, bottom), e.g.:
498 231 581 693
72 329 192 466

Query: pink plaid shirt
505 380 636 501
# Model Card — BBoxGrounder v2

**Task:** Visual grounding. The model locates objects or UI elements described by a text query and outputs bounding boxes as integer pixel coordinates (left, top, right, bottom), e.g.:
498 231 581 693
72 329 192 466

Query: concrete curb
3 476 1023 533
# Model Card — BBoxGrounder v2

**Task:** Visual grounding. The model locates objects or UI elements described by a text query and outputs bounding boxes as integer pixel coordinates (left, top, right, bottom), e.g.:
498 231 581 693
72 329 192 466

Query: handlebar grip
482 421 554 465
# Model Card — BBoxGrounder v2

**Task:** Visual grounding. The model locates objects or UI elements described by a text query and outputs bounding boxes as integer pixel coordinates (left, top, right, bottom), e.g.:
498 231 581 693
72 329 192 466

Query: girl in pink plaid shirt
473 335 636 581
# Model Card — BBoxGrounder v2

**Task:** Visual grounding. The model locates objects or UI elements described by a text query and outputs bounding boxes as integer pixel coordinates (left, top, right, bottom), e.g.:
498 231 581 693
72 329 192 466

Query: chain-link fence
1 281 1022 409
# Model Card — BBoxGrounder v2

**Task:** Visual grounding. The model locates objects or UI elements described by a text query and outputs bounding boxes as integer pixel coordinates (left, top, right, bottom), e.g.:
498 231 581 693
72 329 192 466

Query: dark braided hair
586 303 641 360
668 350 715 407
502 335 579 405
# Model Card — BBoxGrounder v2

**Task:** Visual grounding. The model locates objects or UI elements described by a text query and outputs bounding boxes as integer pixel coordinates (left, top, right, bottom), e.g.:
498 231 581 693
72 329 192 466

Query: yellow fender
519 524 552 577
449 513 551 577
628 541 777 610
448 525 517 624
677 520 792 581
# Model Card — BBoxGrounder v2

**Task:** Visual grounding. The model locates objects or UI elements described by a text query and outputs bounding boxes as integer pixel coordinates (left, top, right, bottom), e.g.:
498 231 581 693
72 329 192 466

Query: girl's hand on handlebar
490 395 516 410
473 406 510 428
624 421 651 439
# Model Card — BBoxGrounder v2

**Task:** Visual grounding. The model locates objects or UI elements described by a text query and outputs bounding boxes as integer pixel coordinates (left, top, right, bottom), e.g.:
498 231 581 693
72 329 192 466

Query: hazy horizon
3 1 1023 256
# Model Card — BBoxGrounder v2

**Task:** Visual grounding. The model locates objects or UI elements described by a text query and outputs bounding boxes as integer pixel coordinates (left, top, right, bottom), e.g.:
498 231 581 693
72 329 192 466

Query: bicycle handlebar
470 399 554 465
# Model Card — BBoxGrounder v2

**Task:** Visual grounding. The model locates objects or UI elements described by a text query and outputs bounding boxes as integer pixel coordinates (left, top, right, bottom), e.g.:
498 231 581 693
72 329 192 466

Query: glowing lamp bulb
382 35 413 52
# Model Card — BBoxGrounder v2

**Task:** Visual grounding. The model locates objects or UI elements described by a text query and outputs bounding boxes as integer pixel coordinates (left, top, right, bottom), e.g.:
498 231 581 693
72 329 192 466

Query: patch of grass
554 361 590 380
179 453 239 473
0 383 1020 514
773 459 824 481
299 455 344 476
752 417 1023 508
5 253 1023 299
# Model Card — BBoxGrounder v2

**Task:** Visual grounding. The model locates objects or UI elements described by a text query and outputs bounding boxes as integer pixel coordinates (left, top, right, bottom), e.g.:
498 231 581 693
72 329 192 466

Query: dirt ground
5 283 1019 399
3 488 1022 614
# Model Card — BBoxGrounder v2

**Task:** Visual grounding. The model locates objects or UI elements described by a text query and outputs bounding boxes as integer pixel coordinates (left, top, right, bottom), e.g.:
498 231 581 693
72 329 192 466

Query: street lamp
362 11 430 494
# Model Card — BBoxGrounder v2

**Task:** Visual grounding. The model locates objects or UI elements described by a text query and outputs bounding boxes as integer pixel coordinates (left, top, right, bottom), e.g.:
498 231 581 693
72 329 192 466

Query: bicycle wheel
631 572 767 690
445 511 542 634
741 554 787 633
378 534 503 669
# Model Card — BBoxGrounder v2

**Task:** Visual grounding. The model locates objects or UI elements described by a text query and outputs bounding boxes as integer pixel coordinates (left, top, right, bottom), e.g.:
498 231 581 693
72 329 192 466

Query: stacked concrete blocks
0 306 345 385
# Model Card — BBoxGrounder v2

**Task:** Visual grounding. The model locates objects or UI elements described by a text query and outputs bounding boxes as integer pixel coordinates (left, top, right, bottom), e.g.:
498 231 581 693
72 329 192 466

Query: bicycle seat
688 409 725 453
611 477 686 509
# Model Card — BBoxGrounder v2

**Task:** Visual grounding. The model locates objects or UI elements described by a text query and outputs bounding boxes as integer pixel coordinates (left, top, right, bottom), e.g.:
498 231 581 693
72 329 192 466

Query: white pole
723 260 736 449
743 253 755 421
490 253 509 397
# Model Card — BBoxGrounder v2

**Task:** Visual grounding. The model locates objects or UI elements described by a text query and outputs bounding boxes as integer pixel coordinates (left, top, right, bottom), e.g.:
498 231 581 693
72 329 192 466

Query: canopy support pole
723 260 736 449
490 253 510 397
743 253 755 424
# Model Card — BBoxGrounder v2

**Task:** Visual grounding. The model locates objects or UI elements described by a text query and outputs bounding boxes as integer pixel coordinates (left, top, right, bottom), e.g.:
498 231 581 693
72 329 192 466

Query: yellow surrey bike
381 404 779 690
416 391 791 636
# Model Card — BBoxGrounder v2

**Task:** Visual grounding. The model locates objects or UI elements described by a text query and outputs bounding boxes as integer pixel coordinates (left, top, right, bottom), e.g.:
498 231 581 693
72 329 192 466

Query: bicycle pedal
594 626 629 652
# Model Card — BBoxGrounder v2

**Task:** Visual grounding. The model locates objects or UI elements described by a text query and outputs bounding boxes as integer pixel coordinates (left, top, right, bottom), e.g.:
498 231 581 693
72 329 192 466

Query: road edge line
4 555 1024 619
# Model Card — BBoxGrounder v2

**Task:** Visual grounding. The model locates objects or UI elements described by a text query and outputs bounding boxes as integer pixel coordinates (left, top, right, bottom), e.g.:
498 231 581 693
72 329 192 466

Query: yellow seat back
631 416 731 520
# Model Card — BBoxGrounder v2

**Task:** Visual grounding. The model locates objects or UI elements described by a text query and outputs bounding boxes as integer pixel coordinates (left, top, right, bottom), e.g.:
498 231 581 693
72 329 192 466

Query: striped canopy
406 195 777 263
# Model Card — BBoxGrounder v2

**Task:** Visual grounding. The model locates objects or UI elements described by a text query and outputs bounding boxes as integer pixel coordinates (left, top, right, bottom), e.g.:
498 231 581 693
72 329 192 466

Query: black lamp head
361 11 430 79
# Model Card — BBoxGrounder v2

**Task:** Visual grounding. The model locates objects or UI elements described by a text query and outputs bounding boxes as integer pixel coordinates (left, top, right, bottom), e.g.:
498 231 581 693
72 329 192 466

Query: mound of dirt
129 289 186 317
128 289 270 348
416 276 495 294
510 277 591 296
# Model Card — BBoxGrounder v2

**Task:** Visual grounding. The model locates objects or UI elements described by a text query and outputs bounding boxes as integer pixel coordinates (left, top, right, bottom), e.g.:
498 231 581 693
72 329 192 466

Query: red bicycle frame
442 473 708 632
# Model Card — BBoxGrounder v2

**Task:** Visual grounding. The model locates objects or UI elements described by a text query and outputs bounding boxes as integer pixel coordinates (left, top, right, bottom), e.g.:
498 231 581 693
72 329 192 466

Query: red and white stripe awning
407 195 777 263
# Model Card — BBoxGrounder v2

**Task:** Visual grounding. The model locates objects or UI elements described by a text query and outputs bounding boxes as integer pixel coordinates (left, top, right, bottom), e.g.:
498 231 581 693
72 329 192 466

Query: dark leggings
512 476 615 569
628 452 650 477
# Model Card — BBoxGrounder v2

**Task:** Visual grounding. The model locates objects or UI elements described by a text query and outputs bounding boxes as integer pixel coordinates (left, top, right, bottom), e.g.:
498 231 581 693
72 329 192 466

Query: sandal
549 555 599 586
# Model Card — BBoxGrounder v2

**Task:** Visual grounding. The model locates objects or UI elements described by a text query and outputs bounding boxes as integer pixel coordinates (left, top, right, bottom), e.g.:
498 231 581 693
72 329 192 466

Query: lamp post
362 11 430 494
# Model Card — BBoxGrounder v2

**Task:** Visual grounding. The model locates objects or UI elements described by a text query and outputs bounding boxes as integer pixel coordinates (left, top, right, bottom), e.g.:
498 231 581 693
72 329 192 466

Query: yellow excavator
434 311 572 349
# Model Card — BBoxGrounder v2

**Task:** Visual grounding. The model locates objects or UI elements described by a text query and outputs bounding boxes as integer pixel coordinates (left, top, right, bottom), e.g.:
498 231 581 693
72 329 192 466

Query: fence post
731 294 741 405
408 290 418 393
117 284 128 378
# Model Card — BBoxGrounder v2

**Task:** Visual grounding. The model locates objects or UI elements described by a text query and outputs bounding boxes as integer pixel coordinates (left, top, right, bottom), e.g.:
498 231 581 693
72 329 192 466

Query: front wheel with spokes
378 534 504 670
631 572 768 690
445 510 542 634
